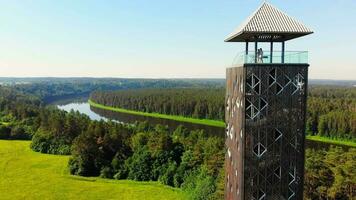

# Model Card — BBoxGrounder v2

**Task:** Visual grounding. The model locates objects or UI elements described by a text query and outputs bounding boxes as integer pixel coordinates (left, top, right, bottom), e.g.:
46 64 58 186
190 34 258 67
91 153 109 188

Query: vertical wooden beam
281 41 285 63
245 41 249 63
270 41 273 63
255 41 258 63
245 41 249 55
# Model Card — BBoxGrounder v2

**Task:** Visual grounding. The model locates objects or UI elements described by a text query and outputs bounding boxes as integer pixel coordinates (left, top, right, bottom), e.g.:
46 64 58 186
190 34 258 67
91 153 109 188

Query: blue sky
0 0 355 79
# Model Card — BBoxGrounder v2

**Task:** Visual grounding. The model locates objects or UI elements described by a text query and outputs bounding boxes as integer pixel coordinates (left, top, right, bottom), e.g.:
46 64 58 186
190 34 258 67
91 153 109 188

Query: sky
0 0 355 80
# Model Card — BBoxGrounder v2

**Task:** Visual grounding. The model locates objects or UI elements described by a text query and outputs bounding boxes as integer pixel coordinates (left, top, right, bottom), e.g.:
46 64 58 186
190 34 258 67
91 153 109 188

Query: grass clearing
0 140 187 200
306 135 356 148
88 99 226 128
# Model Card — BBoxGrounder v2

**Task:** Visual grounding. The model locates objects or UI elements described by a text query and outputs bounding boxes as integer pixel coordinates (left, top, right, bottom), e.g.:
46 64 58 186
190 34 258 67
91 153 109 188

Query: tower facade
224 3 313 200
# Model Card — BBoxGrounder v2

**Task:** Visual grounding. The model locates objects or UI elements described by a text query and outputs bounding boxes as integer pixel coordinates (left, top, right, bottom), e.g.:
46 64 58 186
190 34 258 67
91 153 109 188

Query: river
56 100 350 150
57 101 224 136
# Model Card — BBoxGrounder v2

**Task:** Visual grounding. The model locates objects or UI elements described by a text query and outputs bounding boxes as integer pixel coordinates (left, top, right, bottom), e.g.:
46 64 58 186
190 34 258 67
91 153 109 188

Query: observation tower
224 2 313 200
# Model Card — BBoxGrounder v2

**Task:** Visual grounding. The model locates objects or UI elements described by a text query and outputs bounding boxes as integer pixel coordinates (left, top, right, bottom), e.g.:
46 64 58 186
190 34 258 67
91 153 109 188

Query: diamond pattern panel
226 64 308 200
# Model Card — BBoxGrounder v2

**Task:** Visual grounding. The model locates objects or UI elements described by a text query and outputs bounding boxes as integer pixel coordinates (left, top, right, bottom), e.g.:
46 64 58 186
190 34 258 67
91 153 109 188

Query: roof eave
225 31 313 42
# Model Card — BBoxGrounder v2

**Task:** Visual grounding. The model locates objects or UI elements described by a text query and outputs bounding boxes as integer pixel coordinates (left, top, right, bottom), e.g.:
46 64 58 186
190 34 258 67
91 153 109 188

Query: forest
0 82 355 199
90 88 225 120
91 86 356 141
0 85 225 199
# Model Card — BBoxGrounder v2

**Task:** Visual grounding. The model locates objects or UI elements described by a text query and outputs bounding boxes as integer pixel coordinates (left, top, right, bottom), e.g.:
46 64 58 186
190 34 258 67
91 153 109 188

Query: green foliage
90 88 225 121
159 161 178 186
31 129 71 155
304 147 356 199
181 166 216 200
306 86 356 141
0 124 11 139
10 124 31 140
100 166 114 179
126 147 153 181
65 121 223 197
211 166 225 200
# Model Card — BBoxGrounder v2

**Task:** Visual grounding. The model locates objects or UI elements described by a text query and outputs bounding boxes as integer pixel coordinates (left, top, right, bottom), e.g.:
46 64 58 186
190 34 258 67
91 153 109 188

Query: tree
126 147 153 181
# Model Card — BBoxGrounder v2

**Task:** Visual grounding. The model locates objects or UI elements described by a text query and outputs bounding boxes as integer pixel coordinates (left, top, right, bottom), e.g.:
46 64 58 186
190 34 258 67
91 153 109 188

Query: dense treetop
90 88 225 120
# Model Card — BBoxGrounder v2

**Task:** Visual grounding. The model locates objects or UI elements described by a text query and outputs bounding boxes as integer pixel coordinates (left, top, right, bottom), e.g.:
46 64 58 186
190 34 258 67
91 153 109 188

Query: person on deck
257 48 264 63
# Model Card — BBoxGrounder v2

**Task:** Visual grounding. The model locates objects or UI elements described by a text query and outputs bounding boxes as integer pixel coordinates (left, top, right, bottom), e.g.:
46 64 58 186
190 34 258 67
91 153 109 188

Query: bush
0 125 11 139
68 157 79 175
100 167 114 179
158 161 177 186
112 152 129 180
31 129 71 155
126 147 152 181
182 166 216 200
31 130 51 153
10 125 29 139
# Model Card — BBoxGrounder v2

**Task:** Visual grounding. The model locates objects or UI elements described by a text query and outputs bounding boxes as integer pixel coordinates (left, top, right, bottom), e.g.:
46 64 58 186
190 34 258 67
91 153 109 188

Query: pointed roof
225 2 313 42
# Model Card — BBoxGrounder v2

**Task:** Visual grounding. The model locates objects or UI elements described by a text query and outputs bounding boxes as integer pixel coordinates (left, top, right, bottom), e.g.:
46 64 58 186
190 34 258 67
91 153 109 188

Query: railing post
255 41 258 63
245 41 248 63
270 41 273 63
282 41 285 63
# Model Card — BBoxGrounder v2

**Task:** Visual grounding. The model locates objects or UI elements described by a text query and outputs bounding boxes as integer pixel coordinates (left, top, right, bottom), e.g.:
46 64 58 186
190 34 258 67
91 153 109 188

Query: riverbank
306 135 356 148
88 100 356 148
88 99 226 128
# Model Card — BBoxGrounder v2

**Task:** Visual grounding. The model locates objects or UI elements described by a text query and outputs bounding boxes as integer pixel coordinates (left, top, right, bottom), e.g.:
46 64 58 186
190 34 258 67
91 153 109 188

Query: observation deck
232 51 308 65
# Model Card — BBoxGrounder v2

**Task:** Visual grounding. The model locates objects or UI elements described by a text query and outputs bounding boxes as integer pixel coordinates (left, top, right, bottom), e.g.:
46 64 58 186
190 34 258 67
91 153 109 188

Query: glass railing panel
232 51 308 65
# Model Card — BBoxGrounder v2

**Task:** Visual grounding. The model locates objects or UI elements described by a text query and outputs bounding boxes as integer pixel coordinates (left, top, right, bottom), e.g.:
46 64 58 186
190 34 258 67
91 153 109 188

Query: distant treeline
91 86 356 141
307 86 356 141
7 78 225 104
90 88 225 120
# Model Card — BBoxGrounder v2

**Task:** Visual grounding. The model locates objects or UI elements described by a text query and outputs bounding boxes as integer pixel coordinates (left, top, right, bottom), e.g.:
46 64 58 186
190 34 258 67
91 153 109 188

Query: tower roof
225 3 313 42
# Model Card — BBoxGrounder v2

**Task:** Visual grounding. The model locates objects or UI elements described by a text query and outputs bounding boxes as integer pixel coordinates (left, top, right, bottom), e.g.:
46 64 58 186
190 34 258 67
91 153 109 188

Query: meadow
0 140 187 200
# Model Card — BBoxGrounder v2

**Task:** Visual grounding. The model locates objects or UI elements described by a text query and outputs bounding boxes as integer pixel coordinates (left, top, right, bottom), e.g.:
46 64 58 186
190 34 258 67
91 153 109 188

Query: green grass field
0 140 187 200
306 135 356 148
88 99 226 128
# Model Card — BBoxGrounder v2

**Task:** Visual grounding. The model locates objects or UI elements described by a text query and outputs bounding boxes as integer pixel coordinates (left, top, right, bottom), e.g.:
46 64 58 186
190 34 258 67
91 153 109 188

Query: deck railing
232 51 308 65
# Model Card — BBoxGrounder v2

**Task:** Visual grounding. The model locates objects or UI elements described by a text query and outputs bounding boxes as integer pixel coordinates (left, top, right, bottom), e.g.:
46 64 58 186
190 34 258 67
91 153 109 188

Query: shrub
100 167 114 179
112 152 129 180
158 161 177 186
0 125 11 139
10 125 31 140
31 129 51 153
182 166 216 200
126 147 152 181
68 157 79 175
31 129 71 155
